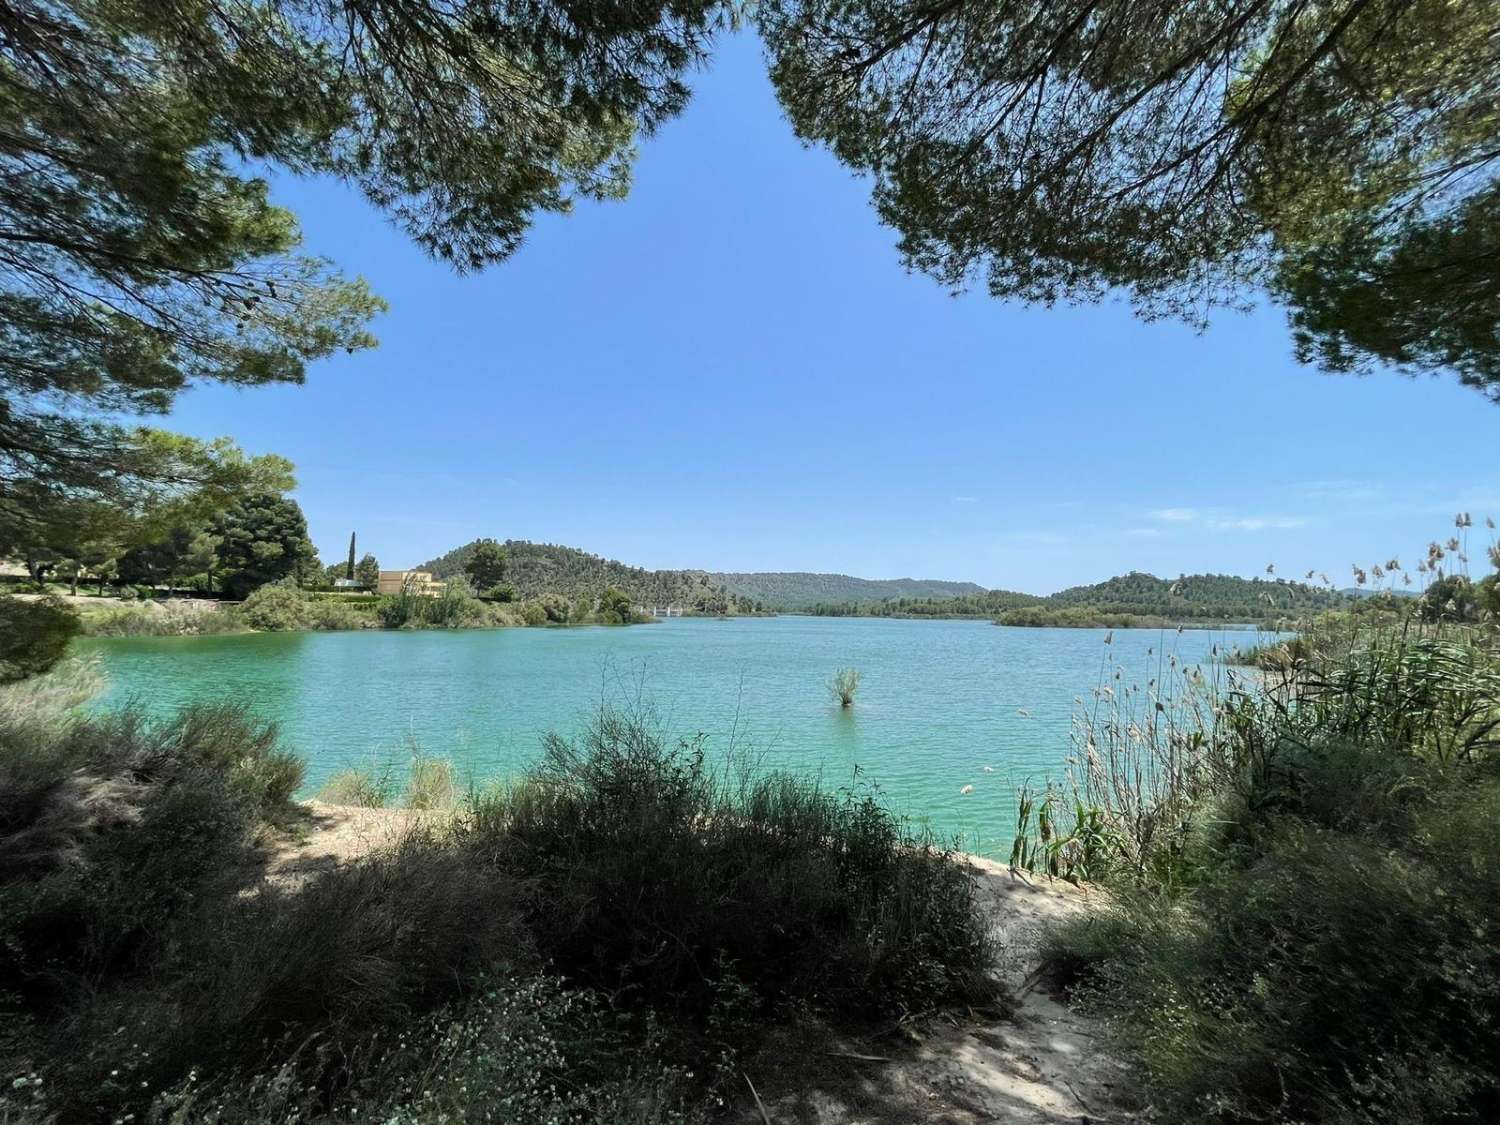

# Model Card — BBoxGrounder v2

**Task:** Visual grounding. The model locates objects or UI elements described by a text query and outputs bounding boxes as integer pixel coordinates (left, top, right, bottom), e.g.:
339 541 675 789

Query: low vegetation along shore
1003 543 1500 1123
66 579 654 639
0 661 996 1124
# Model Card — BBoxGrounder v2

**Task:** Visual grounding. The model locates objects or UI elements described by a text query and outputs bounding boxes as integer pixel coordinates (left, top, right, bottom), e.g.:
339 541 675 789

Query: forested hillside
712 571 987 610
422 541 755 614
797 589 1043 618
998 572 1349 626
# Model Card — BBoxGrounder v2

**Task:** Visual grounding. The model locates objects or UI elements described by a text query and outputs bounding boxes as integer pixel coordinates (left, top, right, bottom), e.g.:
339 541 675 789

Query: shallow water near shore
80 616 1260 857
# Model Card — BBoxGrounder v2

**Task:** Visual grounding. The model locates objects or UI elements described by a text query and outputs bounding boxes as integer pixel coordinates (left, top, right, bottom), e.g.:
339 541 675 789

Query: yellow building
376 570 445 597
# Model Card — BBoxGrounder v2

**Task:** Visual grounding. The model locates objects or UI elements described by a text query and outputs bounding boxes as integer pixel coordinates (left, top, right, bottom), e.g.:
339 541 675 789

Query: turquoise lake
81 617 1258 857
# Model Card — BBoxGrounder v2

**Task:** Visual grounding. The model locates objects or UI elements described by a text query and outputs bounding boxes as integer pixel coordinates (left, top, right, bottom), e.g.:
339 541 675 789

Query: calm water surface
81 617 1254 857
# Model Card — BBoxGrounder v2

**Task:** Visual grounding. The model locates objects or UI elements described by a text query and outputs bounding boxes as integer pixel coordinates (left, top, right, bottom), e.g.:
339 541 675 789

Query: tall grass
1031 596 1500 1123
1009 628 1242 883
82 601 247 636
0 653 104 729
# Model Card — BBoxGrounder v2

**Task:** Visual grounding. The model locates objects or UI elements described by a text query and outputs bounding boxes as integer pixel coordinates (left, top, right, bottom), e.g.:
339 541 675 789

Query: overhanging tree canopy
1 0 720 518
760 0 1500 399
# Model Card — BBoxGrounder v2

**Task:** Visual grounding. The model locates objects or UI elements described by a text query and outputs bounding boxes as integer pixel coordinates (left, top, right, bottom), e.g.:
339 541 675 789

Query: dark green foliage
999 571 1348 627
464 538 508 590
212 493 316 599
424 539 757 614
346 532 357 581
1 0 720 509
786 571 1347 623
713 571 990 611
761 0 1500 399
1043 626 1500 1123
803 588 1041 618
0 704 301 1018
1422 573 1485 623
147 973 699 1125
2 692 996 1124
596 585 636 624
376 577 491 629
354 551 381 591
464 709 1000 1023
0 596 78 682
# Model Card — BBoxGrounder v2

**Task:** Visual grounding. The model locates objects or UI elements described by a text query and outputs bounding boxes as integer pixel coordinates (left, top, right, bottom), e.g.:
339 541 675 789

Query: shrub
0 595 78 683
149 974 700 1125
3 703 998 1125
538 592 572 623
597 585 636 624
459 707 999 1023
1040 623 1500 1124
239 583 312 630
826 667 860 708
304 598 368 630
0 703 302 1019
424 576 484 628
239 585 372 631
0 655 103 730
43 832 534 1122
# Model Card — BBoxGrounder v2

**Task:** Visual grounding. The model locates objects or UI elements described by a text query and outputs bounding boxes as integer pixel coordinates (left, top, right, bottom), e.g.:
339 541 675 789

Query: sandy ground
268 803 1133 1124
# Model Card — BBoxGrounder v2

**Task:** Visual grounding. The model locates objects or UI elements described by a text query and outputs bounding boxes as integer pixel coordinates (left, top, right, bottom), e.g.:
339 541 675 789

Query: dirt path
270 804 1132 1124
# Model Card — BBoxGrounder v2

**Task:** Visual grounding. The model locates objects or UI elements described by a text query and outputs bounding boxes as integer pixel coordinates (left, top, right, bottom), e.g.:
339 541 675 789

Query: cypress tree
346 532 357 580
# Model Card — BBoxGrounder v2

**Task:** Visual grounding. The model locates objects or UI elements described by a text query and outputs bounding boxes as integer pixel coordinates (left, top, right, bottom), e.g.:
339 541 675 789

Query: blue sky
166 32 1498 595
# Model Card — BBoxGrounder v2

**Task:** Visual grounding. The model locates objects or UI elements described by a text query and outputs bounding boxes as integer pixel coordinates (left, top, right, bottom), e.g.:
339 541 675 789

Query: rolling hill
709 571 987 611
415 541 1351 626
420 541 752 614
996 571 1350 626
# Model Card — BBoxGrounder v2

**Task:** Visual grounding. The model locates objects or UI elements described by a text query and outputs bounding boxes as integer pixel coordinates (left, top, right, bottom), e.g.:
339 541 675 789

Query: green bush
1042 627 1500 1124
3 702 997 1125
597 585 636 624
0 595 78 682
460 708 999 1023
239 584 371 631
0 704 302 1017
239 583 312 630
149 974 701 1125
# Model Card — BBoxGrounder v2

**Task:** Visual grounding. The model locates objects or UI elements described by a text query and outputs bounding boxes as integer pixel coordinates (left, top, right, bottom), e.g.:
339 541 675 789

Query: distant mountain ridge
710 571 986 610
415 539 1351 624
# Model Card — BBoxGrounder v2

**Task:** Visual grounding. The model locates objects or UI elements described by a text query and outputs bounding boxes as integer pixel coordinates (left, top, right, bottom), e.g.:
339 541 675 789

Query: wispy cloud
952 495 979 504
1145 506 1308 532
1209 517 1309 532
1125 527 1164 538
